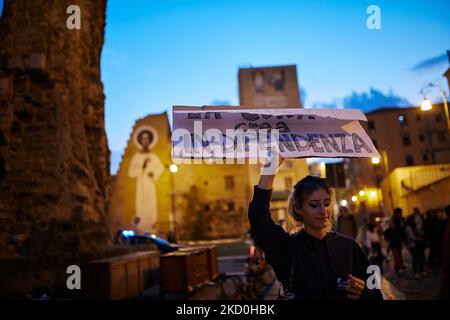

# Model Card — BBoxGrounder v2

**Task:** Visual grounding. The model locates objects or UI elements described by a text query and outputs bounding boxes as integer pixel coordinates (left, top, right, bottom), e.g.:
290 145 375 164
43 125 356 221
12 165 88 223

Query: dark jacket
384 227 403 249
248 186 383 300
439 218 450 299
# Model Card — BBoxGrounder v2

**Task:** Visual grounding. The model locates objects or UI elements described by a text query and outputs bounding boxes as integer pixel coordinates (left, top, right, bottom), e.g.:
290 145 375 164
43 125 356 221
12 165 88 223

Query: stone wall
0 0 112 294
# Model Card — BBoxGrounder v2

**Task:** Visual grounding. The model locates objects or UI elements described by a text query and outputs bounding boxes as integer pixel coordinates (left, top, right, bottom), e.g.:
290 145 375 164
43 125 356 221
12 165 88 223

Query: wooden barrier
205 246 218 280
160 246 218 294
82 250 160 299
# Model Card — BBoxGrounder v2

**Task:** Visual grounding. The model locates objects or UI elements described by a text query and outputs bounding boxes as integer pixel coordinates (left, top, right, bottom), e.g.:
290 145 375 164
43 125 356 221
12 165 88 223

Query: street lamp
375 149 393 213
168 163 178 242
419 83 450 164
371 157 381 165
370 149 391 215
380 150 389 175
420 83 450 133
169 163 178 173
420 98 432 111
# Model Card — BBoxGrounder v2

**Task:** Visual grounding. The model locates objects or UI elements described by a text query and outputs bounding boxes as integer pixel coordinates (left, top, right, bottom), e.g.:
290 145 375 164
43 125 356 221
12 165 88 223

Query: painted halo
132 125 158 151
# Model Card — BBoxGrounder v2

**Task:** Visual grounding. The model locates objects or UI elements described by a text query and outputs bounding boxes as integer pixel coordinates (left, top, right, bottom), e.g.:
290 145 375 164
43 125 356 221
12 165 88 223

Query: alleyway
383 247 442 299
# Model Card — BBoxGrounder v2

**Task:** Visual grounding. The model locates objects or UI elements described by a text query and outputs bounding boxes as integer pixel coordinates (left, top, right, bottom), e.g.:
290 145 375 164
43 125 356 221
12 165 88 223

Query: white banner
172 106 380 160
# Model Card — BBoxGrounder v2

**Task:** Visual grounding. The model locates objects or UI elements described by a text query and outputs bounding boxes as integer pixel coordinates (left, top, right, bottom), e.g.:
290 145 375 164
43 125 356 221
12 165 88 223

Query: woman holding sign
248 156 383 300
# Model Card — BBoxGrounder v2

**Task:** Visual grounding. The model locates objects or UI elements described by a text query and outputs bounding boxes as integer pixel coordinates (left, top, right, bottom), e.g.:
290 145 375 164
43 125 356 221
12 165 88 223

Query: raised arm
257 169 277 190
248 156 293 285
248 155 285 241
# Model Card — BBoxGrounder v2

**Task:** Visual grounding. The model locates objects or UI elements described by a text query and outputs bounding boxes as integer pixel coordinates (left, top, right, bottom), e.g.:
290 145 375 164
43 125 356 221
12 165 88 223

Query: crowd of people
336 204 450 298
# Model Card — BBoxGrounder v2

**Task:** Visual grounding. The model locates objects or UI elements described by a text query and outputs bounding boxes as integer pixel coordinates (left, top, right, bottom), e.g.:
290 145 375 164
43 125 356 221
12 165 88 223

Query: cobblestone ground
383 247 441 300
139 241 443 300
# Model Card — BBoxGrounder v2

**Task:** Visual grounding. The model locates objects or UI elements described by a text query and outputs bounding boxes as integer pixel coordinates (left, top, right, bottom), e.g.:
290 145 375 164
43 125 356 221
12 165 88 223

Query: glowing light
351 196 357 202
169 164 178 173
359 190 365 197
420 98 433 111
250 246 255 258
340 200 348 207
122 230 134 237
369 191 377 198
151 234 157 239
371 157 380 165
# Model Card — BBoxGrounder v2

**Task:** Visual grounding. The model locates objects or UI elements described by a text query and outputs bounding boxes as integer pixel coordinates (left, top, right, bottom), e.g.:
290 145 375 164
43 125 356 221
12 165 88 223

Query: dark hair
288 175 334 222
137 130 154 146
406 215 416 227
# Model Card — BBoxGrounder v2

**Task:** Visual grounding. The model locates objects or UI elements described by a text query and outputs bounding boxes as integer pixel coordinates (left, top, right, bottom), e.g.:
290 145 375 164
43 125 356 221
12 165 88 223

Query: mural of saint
254 71 265 93
128 126 164 233
271 70 284 91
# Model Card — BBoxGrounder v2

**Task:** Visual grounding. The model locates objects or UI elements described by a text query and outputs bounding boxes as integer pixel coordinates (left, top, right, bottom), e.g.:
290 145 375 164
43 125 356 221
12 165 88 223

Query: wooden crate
178 245 218 280
206 246 218 280
160 248 211 294
82 251 160 299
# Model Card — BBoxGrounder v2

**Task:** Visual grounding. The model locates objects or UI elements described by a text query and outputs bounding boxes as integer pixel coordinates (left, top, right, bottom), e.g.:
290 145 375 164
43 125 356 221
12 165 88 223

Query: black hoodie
248 186 383 300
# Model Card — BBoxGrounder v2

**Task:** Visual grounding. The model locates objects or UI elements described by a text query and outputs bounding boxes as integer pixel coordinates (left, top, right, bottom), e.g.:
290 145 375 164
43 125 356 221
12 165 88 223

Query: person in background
168 229 177 243
356 218 369 256
405 209 427 279
424 209 441 267
439 205 450 299
366 223 385 273
384 208 406 274
337 206 357 239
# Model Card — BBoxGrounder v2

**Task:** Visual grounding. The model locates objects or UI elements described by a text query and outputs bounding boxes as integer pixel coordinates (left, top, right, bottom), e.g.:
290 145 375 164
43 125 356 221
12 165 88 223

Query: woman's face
299 188 332 230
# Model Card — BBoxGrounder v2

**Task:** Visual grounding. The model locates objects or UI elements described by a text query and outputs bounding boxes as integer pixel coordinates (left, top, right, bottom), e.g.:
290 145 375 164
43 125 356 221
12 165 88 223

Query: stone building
108 110 310 240
0 0 116 296
238 65 302 108
108 112 173 235
344 59 450 217
238 65 309 230
379 163 450 216
444 51 450 91
344 103 450 217
108 111 251 240
108 65 310 239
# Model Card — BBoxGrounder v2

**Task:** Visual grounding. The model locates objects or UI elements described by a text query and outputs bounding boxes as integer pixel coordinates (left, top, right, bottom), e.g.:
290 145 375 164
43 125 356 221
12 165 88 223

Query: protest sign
172 106 380 161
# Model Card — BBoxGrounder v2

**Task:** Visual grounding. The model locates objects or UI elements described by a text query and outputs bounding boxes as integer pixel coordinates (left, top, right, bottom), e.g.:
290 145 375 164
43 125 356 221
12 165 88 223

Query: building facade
238 65 302 108
238 65 309 231
108 65 311 239
345 103 450 217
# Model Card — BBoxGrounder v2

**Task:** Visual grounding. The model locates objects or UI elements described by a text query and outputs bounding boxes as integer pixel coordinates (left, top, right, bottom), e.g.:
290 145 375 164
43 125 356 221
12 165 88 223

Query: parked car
114 230 189 254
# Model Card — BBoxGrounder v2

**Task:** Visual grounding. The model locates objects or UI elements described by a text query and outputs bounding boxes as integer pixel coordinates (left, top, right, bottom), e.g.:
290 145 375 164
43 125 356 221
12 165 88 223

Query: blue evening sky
101 0 450 173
